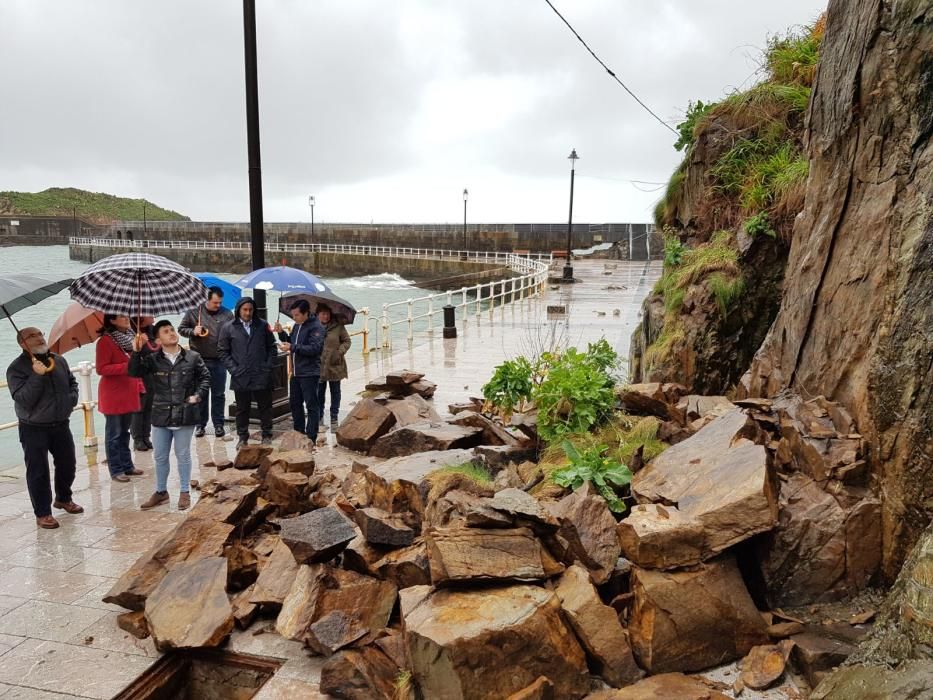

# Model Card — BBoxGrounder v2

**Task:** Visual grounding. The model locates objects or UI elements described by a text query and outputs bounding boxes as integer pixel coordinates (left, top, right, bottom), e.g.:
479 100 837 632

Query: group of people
6 285 350 529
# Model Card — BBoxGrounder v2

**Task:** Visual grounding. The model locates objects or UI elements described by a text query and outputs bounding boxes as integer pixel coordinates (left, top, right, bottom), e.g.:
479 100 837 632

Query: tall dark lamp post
308 195 315 244
243 0 266 318
462 188 468 252
143 201 147 232
563 149 578 281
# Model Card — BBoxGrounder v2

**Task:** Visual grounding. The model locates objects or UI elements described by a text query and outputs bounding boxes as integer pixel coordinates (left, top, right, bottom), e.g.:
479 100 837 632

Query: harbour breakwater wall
97 221 660 257
69 242 510 291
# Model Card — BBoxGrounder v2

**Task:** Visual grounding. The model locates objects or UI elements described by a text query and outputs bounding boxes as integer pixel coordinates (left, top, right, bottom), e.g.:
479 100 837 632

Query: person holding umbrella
130 320 210 510
130 316 156 452
6 327 83 529
218 297 277 448
273 299 325 441
178 286 234 438
96 315 144 482
315 304 351 432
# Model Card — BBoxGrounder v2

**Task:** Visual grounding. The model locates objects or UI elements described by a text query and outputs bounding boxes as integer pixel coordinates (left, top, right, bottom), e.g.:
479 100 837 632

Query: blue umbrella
194 274 241 310
234 266 331 294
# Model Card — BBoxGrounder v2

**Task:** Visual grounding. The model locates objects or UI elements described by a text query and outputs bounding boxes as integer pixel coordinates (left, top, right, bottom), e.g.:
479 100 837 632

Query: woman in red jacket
96 315 144 482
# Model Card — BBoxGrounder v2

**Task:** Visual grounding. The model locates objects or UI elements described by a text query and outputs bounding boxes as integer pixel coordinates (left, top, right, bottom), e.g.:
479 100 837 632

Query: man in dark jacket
6 327 83 529
274 299 324 440
129 320 210 511
178 286 234 439
218 297 276 449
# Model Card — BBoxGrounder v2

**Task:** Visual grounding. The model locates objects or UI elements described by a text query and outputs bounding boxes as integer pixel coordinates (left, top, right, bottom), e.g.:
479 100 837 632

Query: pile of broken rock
100 373 884 699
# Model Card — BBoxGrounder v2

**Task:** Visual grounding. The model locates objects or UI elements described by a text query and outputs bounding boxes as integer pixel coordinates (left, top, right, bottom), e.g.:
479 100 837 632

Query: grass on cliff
0 187 189 223
428 462 493 485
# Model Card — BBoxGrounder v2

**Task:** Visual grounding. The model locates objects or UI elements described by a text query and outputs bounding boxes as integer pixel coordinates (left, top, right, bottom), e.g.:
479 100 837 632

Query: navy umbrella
234 266 331 294
279 290 357 325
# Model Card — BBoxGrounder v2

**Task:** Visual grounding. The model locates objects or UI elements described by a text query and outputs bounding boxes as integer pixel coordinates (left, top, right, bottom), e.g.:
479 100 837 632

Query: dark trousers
198 358 228 429
131 376 153 440
18 423 76 518
233 389 273 440
317 380 342 421
105 413 134 476
290 375 320 438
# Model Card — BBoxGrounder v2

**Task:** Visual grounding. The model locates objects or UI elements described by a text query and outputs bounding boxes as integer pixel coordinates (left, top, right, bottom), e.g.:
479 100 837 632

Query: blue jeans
151 425 194 493
289 375 320 438
104 413 134 476
198 359 228 429
317 380 342 422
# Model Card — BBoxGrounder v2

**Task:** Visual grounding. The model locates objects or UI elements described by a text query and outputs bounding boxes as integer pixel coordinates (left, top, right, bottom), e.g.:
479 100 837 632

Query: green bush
664 236 687 268
481 356 535 420
743 211 777 238
674 100 715 152
551 441 633 513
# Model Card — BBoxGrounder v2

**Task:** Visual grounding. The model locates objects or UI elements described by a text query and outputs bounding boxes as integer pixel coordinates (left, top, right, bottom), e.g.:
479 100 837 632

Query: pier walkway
0 259 660 699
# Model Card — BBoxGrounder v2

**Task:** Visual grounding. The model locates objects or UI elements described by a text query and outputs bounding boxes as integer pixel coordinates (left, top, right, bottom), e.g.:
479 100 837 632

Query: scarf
107 328 136 354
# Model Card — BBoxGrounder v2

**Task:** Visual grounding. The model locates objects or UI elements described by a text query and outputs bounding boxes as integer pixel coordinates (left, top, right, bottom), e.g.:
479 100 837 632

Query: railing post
360 308 370 354
475 284 482 318
76 361 98 448
406 298 414 343
427 297 434 333
381 303 390 349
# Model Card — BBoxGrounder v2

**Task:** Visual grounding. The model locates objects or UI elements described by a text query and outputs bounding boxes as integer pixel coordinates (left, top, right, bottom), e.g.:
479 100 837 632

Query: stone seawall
69 244 511 291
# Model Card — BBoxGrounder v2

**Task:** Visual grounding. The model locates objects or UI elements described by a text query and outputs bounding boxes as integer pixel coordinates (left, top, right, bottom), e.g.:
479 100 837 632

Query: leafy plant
663 235 686 268
674 100 715 152
534 346 618 441
551 441 633 513
743 211 777 238
481 356 535 420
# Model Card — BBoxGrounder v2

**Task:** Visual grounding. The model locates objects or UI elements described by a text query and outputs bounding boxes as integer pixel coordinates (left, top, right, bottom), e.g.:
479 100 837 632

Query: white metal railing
0 361 99 446
69 237 554 263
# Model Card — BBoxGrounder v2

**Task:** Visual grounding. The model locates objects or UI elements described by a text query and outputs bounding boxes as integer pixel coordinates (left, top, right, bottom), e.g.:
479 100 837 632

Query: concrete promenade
0 259 661 699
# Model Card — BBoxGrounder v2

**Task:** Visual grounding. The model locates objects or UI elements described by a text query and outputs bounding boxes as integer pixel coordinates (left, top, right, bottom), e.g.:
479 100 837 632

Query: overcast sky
1 1 824 224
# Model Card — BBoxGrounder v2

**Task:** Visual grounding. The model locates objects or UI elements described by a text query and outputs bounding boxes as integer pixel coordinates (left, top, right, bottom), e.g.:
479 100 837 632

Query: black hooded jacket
217 297 277 392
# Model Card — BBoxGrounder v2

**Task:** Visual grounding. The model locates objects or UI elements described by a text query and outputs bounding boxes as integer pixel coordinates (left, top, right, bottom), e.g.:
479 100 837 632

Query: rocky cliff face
740 0 932 579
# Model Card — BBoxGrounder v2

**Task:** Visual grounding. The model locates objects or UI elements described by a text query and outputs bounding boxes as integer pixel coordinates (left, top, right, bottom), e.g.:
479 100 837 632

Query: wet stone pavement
0 259 662 698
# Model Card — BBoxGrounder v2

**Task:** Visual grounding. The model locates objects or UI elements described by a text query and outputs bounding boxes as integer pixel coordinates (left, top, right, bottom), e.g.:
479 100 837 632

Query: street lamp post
143 201 147 232
563 149 579 281
308 195 315 244
462 188 468 253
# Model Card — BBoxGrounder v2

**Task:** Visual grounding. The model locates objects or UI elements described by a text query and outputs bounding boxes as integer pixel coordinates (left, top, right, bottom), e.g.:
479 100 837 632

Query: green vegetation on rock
430 462 493 485
0 187 188 223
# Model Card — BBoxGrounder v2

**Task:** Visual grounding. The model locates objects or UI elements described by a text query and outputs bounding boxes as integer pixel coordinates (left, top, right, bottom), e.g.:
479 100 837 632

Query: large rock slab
587 673 731 699
621 408 777 569
369 421 484 458
144 557 234 651
249 538 300 607
279 506 357 564
757 472 881 606
554 565 643 687
449 411 520 446
336 398 396 452
426 527 554 585
353 507 416 547
615 382 688 421
628 555 769 674
810 661 933 700
360 449 476 522
262 465 312 515
103 518 234 611
320 645 401 700
233 443 273 469
485 488 559 533
546 483 620 585
188 481 260 525
402 584 589 699
385 393 441 426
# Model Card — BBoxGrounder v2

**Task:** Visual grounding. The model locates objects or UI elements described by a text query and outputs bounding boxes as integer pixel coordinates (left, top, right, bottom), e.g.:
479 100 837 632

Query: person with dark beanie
218 297 277 449
130 320 210 511
6 327 83 529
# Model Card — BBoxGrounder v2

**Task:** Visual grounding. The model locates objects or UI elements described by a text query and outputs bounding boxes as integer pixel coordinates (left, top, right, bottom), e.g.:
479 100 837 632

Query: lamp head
568 149 579 166
463 188 468 202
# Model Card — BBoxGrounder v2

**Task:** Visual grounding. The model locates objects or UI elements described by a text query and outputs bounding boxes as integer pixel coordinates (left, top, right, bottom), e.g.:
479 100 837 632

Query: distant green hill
0 187 189 224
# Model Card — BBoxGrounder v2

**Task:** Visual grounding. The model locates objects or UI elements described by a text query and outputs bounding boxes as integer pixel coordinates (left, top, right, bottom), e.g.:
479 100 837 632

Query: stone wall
0 215 99 246
99 221 659 258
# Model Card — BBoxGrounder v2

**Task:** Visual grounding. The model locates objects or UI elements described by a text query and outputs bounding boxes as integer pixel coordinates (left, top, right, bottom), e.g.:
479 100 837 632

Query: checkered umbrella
68 253 208 316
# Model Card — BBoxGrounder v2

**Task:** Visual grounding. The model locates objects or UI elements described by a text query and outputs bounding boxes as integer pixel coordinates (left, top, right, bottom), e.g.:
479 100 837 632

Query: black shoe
214 426 226 438
195 426 206 438
261 437 273 446
144 438 153 450
235 439 247 450
133 439 150 452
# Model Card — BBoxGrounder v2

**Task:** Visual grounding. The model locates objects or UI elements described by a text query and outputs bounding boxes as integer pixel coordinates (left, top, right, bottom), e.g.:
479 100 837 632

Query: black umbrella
0 273 75 366
279 290 357 324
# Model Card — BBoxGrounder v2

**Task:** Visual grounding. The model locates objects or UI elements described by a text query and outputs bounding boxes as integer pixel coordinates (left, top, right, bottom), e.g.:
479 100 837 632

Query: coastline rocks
279 507 357 564
369 421 484 459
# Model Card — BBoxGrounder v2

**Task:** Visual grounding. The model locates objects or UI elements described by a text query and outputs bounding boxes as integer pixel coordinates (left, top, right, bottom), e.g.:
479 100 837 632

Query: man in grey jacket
179 286 234 438
6 327 83 529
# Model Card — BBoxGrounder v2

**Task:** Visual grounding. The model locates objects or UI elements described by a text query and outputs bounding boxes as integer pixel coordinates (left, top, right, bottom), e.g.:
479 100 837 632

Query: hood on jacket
235 296 256 321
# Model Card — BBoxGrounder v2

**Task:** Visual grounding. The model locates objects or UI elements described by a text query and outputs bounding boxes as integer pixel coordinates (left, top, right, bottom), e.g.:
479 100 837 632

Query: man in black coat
6 327 83 529
217 297 276 448
274 298 324 440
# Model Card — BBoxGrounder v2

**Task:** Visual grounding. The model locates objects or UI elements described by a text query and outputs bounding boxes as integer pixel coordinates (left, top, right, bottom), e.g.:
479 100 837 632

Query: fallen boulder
628 555 769 673
586 673 731 699
554 565 643 687
103 517 234 611
369 421 484 458
546 483 620 585
188 481 259 525
615 382 688 421
336 398 396 452
262 465 312 515
249 538 300 607
144 557 234 651
320 645 401 700
738 640 795 691
426 527 553 585
402 584 589 699
474 444 538 469
449 411 520 446
621 408 777 569
233 443 273 469
279 506 357 564
384 393 442 427
353 507 416 547
116 610 149 640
